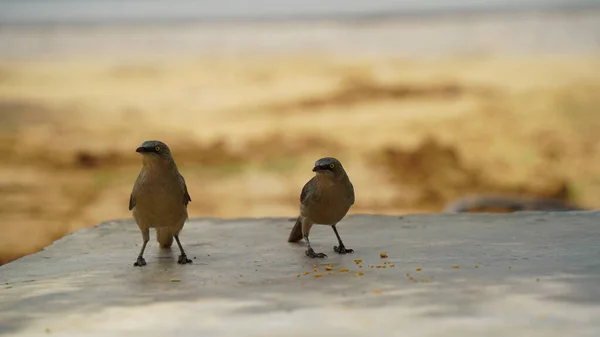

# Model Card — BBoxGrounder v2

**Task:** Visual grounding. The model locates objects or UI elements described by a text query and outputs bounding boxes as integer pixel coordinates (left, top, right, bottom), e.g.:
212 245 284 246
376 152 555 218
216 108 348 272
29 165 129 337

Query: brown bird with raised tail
288 157 355 258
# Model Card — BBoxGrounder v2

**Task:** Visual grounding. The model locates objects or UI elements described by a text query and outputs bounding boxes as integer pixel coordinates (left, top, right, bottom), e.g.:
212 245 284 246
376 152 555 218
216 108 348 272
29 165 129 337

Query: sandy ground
2 54 599 264
1 11 600 264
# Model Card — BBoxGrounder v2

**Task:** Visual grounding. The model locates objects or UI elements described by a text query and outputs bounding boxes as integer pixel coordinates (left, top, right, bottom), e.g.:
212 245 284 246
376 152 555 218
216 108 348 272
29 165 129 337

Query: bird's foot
305 248 327 259
178 254 192 264
133 256 147 267
334 245 354 254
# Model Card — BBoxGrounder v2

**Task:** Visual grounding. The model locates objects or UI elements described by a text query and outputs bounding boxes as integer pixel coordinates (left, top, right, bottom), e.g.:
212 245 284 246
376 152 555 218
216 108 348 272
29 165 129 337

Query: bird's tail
156 228 173 248
288 216 303 242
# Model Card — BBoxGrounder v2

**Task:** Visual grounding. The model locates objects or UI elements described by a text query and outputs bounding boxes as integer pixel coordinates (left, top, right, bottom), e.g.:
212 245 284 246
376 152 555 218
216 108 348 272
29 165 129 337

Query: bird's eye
329 163 335 169
154 145 161 152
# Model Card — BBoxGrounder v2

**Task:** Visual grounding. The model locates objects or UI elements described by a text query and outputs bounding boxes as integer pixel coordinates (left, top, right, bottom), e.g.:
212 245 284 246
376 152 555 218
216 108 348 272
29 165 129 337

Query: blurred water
0 0 598 25
0 0 599 59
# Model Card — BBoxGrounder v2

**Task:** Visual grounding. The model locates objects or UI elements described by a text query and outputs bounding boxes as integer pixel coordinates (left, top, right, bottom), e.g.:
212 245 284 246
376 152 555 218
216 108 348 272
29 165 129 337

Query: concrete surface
1 212 600 336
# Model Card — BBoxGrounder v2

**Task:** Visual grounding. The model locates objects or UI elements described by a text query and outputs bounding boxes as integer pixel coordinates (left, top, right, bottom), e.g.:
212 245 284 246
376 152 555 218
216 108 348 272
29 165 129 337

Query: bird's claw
178 254 192 264
306 248 328 259
334 245 354 254
134 256 147 267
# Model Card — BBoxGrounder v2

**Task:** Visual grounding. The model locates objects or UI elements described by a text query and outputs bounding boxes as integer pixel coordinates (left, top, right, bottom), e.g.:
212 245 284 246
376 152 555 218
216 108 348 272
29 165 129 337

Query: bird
287 157 355 258
128 140 193 267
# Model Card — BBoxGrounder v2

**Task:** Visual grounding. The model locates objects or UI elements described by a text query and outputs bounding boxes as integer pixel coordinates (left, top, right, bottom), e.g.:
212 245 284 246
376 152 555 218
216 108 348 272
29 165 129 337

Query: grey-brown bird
129 140 193 267
288 157 355 258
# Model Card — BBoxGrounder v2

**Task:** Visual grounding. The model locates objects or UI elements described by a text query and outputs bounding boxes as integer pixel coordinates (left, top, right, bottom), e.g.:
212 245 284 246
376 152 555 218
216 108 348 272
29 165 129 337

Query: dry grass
1 54 599 264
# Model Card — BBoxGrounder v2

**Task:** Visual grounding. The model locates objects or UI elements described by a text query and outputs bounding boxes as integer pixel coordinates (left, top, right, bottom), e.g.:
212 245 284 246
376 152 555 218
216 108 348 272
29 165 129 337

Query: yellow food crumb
325 266 334 271
314 273 323 278
357 271 364 276
303 272 310 275
354 259 363 263
380 253 388 258
359 265 363 268
297 274 301 277
475 265 479 268
452 265 460 269
389 264 396 267
313 268 318 272
373 289 382 294
416 268 422 271
170 279 181 282
338 268 349 272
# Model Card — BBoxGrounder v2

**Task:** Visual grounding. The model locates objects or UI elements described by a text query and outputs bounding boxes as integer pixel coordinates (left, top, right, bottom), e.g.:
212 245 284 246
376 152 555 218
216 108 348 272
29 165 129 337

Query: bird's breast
133 174 187 228
302 184 353 225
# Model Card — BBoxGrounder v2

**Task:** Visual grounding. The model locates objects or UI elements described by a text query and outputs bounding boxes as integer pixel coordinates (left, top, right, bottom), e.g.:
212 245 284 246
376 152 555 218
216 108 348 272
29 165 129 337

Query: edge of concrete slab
2 212 600 336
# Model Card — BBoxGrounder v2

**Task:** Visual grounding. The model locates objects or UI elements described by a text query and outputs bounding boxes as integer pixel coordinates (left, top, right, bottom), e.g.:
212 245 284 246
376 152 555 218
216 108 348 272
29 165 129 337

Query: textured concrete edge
83 210 600 230
2 210 600 336
9 210 598 266
75 210 600 241
93 210 600 227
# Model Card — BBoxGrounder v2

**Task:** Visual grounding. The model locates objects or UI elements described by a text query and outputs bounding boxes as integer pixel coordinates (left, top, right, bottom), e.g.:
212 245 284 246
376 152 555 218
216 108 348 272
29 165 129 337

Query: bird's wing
179 174 192 207
128 172 142 211
300 176 316 206
128 194 135 211
347 180 355 205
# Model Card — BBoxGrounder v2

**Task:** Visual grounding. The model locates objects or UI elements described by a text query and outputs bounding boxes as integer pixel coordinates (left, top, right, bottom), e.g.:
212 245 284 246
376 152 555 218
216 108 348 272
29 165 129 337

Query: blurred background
1 0 599 264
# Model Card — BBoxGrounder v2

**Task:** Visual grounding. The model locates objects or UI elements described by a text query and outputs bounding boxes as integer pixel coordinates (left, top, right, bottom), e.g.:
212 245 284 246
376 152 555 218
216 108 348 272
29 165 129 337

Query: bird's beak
136 146 149 153
312 165 329 172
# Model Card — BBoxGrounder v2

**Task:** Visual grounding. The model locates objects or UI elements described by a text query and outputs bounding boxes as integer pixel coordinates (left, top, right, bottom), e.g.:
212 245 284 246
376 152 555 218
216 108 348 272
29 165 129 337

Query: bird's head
312 157 346 179
135 140 172 163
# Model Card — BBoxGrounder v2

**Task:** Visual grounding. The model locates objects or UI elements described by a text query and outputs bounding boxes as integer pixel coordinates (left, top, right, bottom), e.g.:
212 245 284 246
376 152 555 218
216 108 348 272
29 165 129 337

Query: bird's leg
174 235 192 264
134 241 148 266
304 234 327 258
134 228 149 267
332 225 353 254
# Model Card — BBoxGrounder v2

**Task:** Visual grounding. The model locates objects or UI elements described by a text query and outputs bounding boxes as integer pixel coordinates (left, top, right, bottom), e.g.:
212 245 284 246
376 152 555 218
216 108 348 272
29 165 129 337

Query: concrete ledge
2 212 600 336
